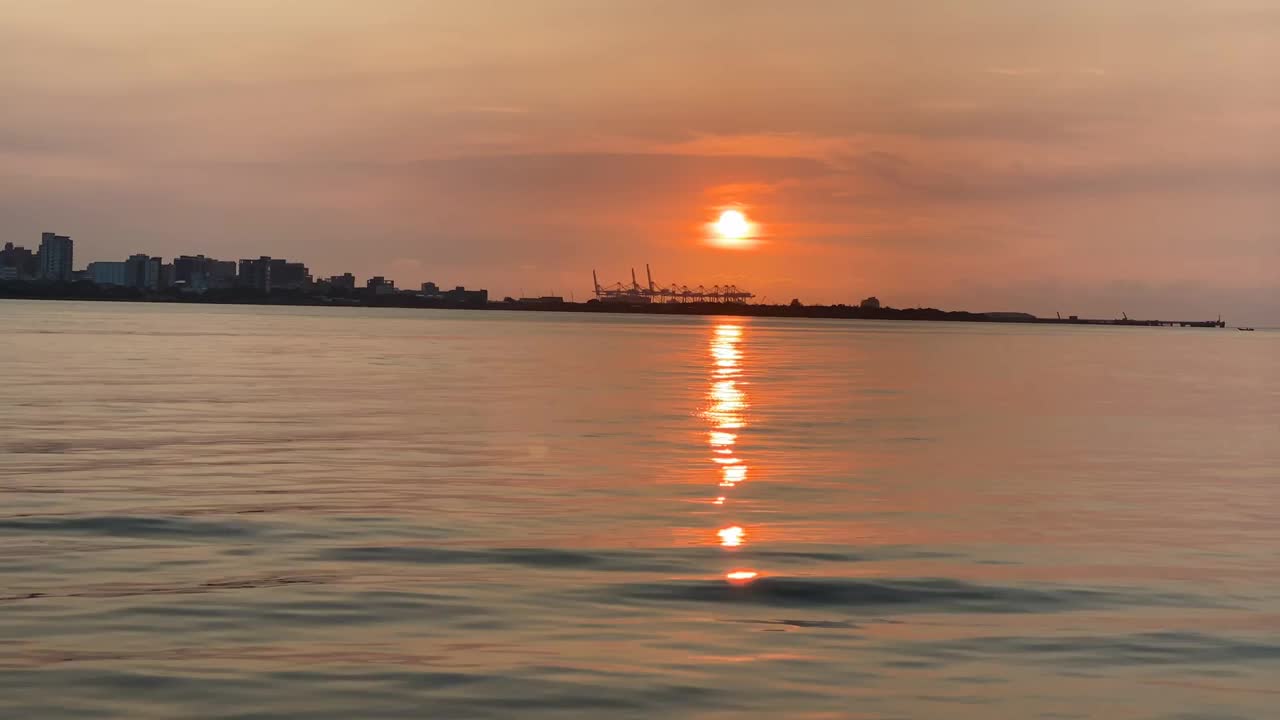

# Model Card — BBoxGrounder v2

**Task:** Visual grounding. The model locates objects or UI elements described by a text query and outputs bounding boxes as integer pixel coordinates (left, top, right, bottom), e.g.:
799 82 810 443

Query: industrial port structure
592 265 755 304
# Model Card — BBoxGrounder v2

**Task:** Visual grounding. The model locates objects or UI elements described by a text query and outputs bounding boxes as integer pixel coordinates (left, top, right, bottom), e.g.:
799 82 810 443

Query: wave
0 574 327 603
886 631 1280 668
0 666 725 719
314 544 942 572
739 618 860 628
596 576 1192 613
318 546 697 573
0 515 257 539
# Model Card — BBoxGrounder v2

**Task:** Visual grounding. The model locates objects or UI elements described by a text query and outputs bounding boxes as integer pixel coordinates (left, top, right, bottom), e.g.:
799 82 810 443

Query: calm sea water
2 300 1277 719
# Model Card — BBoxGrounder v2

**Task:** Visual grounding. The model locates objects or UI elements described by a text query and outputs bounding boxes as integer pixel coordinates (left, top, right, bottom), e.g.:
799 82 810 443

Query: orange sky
2 1 1277 321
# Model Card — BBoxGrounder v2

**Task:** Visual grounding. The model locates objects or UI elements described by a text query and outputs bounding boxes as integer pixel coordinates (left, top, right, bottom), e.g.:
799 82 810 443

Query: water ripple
0 575 328 603
596 576 1196 612
0 515 258 539
889 631 1280 667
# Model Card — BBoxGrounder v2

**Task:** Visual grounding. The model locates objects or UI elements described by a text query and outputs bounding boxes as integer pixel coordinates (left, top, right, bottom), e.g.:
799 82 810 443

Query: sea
1 300 1277 719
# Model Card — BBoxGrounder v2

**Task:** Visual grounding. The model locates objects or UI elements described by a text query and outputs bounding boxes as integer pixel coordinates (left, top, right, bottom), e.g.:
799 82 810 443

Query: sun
714 209 751 241
705 206 760 249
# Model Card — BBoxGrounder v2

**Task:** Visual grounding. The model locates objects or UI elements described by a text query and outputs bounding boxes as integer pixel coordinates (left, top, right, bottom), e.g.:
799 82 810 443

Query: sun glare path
703 322 760 583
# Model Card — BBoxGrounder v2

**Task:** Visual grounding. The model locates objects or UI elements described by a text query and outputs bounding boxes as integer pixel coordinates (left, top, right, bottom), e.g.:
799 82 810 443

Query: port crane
592 264 755 304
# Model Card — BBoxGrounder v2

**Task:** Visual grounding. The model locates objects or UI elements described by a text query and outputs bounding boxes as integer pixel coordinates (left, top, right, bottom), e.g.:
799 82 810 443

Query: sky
2 1 1277 321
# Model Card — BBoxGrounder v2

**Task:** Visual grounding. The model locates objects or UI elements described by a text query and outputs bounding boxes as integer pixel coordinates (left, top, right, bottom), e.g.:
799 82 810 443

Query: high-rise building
442 286 488 304
174 255 236 290
1 242 38 279
37 232 74 282
271 260 309 290
238 257 270 291
208 259 237 288
173 256 199 283
238 256 311 293
87 261 128 286
124 254 162 290
329 273 356 290
421 281 440 295
239 258 263 290
366 276 396 295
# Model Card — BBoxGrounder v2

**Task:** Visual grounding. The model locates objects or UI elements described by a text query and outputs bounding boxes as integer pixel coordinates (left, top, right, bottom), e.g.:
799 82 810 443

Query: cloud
985 67 1044 77
458 106 531 115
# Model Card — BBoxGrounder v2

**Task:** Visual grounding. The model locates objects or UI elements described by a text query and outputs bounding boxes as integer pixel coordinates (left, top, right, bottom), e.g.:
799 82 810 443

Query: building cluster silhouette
0 231 487 303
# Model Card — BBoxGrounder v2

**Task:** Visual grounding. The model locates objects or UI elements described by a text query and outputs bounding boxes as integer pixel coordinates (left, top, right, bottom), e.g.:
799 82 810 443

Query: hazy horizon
3 1 1277 323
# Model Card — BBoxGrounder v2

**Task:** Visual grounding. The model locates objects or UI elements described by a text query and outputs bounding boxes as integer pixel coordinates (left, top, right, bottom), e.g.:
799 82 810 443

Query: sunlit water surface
2 301 1278 719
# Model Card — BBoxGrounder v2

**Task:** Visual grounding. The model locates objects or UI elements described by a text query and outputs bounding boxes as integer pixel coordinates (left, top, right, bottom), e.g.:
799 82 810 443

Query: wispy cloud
985 67 1044 77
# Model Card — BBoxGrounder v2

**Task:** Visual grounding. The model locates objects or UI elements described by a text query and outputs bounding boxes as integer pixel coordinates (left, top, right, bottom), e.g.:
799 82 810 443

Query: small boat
1238 327 1255 332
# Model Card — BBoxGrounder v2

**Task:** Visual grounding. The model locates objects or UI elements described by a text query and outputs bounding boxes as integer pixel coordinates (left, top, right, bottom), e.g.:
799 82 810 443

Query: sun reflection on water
704 322 758 583
717 526 744 547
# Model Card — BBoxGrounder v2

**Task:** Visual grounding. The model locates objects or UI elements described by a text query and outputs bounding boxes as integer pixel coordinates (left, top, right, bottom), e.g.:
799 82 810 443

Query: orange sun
714 209 751 241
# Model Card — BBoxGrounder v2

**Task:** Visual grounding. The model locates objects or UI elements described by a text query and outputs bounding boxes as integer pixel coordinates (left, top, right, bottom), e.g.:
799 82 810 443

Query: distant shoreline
1 284 1232 328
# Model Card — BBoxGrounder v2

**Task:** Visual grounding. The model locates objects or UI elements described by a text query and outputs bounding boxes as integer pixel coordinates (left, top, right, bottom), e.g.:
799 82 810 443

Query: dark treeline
0 280 481 309
515 300 1000 322
0 279 1028 323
